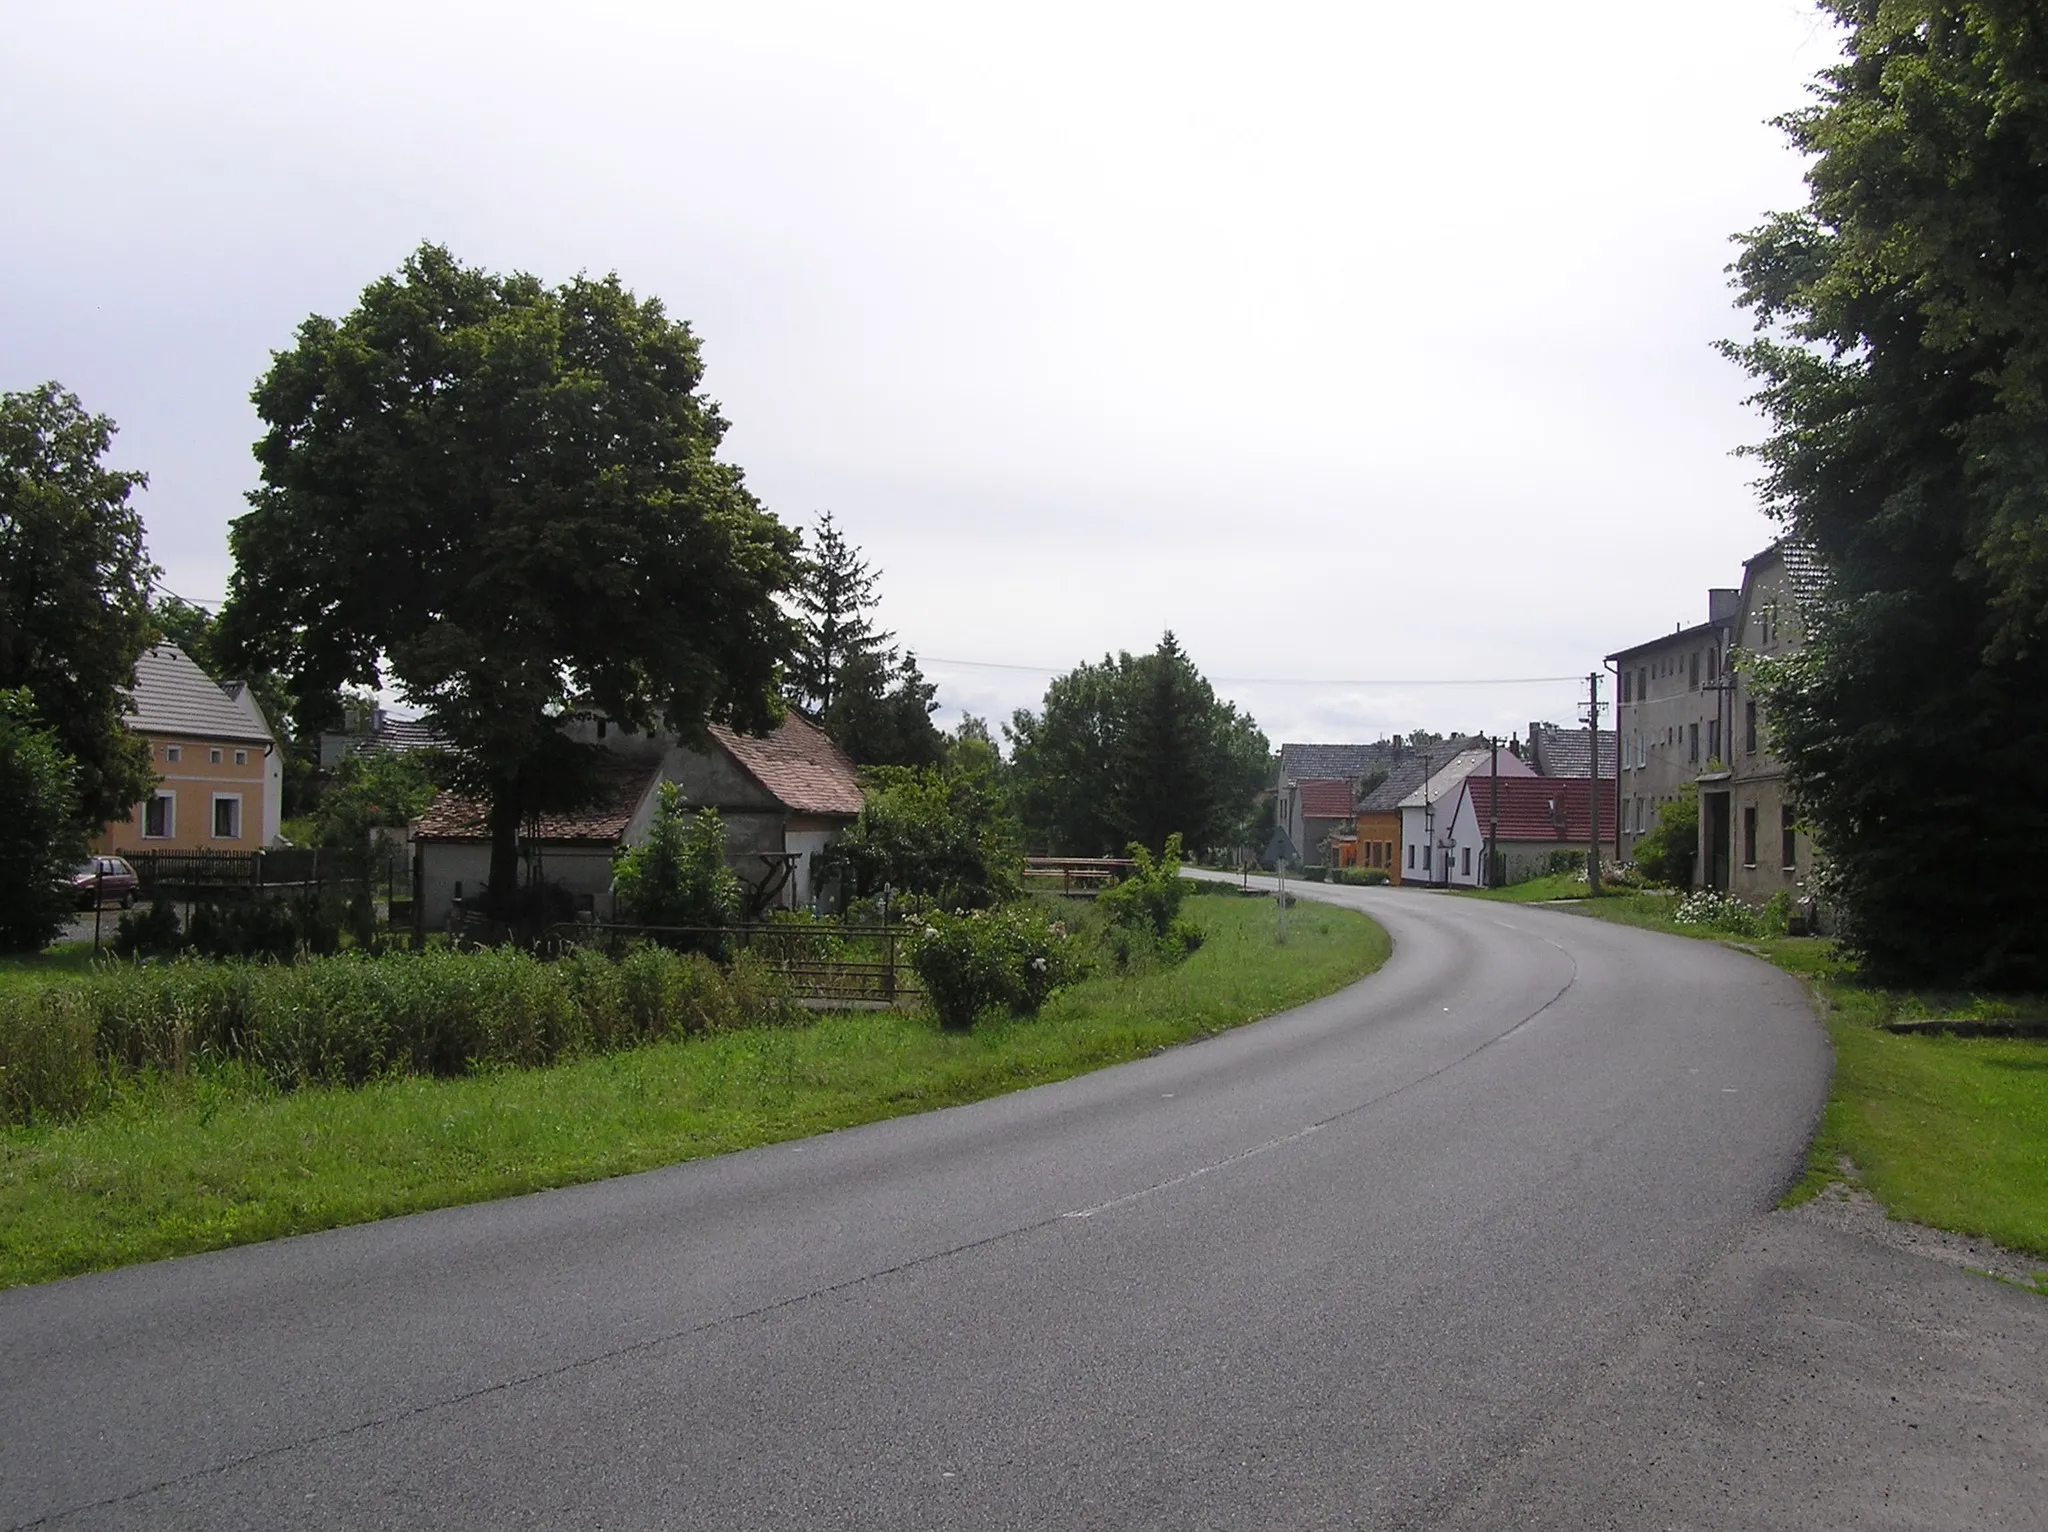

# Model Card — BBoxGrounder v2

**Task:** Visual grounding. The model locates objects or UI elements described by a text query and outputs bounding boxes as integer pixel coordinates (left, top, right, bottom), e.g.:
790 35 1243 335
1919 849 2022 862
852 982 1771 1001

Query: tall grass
0 946 799 1126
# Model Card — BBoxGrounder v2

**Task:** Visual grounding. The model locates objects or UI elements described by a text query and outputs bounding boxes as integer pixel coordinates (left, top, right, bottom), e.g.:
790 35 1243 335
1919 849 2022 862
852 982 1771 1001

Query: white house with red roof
1439 773 1620 888
411 712 862 926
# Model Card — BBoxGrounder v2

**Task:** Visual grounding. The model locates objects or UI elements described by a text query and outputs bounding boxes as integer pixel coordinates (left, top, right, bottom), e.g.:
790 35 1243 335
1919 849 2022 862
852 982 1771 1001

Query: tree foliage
789 511 891 717
787 513 943 768
1723 4 2048 984
1006 633 1269 856
218 244 799 907
0 689 89 953
835 753 1021 912
312 747 445 852
0 383 156 829
824 647 944 769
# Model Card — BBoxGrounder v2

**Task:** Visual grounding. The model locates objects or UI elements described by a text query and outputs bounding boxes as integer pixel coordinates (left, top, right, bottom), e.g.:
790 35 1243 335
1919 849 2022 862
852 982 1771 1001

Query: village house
1397 746 1536 886
1606 591 1740 863
1349 736 1487 883
1697 541 1824 901
96 644 283 855
1273 741 1394 866
1439 773 1619 888
411 712 862 927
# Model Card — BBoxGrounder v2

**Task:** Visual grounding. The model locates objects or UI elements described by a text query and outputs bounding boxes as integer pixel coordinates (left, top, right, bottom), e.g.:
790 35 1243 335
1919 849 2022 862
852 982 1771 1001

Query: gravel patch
1786 1163 2048 1292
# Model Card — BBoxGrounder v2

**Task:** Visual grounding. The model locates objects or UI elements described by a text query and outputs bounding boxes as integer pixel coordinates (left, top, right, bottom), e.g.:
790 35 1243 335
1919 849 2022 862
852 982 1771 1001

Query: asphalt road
4 883 2042 1528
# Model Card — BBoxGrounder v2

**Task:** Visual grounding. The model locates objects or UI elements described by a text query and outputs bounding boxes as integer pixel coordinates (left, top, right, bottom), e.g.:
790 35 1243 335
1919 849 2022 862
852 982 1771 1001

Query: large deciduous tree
1723 3 2048 985
1007 633 1269 857
0 689 89 953
0 383 156 829
219 244 799 905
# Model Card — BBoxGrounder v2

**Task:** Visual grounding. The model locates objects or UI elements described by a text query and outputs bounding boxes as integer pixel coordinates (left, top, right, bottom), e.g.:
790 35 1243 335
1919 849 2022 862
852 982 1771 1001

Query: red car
68 857 140 910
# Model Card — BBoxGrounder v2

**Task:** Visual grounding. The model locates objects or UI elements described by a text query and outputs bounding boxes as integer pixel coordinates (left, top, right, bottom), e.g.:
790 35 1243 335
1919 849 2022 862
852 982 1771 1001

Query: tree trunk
487 796 522 914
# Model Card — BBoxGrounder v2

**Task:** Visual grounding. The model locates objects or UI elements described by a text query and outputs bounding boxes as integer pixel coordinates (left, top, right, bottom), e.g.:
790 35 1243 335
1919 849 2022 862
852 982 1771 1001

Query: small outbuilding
411 713 862 927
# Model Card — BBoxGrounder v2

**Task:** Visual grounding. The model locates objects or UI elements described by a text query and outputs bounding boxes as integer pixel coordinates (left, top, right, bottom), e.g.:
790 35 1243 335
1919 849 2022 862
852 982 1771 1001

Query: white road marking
1061 1125 1323 1219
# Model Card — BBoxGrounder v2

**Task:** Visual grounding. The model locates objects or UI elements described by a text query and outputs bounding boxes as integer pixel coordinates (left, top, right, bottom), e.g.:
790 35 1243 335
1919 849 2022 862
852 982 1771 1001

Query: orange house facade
95 646 283 855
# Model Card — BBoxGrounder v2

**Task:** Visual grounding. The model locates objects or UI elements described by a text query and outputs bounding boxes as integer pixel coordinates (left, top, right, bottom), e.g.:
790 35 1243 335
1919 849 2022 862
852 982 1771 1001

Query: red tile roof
1461 774 1619 843
709 713 863 818
412 758 660 844
1298 778 1356 819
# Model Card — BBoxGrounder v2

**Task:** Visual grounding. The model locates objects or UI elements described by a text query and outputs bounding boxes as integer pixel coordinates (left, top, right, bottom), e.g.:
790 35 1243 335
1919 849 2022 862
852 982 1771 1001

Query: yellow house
96 646 283 854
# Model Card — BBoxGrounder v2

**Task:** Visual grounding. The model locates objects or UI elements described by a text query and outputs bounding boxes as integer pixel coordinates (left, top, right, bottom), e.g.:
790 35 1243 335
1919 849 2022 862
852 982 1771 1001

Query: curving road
2 883 2037 1528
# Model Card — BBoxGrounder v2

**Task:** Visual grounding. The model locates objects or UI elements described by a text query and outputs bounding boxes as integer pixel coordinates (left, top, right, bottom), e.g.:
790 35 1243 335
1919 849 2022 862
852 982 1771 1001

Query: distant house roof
1357 736 1493 812
1458 774 1618 844
372 715 447 754
708 714 862 819
123 646 274 745
1397 747 1534 809
1278 742 1386 781
412 757 661 844
1297 779 1356 819
1747 538 1829 608
1527 725 1618 780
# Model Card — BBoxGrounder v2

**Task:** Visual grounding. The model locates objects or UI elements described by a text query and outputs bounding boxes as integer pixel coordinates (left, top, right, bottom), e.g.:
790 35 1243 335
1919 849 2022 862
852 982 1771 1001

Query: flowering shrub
909 905 1089 1030
1673 890 1789 939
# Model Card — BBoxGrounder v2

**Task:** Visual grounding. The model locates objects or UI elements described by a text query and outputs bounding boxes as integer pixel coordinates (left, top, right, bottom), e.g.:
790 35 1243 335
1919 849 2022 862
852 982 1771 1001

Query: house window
233 749 248 766
1742 805 1758 867
209 747 223 764
1706 647 1719 682
211 794 242 840
1407 844 1415 870
1637 666 1647 699
1620 670 1632 704
1708 719 1722 760
1689 722 1699 764
165 745 181 764
1422 844 1431 872
1781 807 1796 870
1745 700 1758 754
1689 651 1700 691
143 792 175 838
1461 846 1471 876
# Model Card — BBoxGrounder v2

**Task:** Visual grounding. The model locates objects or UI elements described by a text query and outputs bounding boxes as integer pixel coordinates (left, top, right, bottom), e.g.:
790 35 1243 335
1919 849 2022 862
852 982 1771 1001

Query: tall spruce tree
1724 2 2048 984
790 512 891 717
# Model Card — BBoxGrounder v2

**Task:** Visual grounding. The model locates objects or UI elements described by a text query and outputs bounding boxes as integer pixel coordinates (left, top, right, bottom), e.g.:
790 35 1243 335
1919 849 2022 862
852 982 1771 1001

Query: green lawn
0 893 1387 1288
0 943 99 994
1546 893 2048 1263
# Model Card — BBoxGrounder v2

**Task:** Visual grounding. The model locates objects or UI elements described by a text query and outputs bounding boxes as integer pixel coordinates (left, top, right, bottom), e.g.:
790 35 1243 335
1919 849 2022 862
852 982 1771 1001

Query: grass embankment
0 893 1386 1288
1499 885 2048 1266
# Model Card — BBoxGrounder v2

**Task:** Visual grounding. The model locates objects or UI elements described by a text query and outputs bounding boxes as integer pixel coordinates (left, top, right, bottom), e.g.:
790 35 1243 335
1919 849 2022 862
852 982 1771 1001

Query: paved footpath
2 883 2043 1528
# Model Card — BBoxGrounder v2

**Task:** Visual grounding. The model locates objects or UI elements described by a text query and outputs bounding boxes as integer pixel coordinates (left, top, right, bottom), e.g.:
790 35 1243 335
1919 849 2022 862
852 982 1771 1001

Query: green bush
835 762 1020 911
1631 785 1699 888
908 905 1088 1030
1299 865 1328 882
611 784 741 952
112 898 183 957
1330 867 1390 887
1672 889 1791 939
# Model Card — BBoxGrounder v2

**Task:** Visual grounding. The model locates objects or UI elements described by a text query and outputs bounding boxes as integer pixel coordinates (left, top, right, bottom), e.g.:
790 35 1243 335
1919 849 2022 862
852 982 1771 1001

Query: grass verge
1538 892 2048 1261
0 893 1386 1288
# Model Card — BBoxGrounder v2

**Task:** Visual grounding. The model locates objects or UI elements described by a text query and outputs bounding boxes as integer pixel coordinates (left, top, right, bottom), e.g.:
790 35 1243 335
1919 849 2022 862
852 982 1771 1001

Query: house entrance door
1703 790 1731 890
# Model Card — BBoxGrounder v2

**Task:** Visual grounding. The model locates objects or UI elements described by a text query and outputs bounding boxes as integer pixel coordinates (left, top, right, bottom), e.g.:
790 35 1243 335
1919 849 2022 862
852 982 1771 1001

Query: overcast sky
5 1 1842 749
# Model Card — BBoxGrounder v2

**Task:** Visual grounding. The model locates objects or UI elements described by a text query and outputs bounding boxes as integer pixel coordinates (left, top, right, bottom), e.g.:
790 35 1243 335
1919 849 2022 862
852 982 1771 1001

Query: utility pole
1487 737 1501 889
1585 671 1603 895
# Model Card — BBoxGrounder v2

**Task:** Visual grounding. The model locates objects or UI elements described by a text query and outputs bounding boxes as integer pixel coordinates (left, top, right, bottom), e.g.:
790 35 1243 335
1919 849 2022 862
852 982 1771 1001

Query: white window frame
165 745 182 764
209 747 223 764
143 791 176 839
210 793 243 841
233 748 248 766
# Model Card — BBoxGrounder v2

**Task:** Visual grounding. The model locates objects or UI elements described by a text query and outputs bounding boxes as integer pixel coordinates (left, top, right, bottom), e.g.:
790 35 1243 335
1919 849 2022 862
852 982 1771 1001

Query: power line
919 655 1582 688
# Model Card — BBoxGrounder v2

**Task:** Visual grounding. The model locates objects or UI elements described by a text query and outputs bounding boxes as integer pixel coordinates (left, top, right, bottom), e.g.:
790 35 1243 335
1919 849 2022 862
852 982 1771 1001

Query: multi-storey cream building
96 645 282 854
1606 591 1739 864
